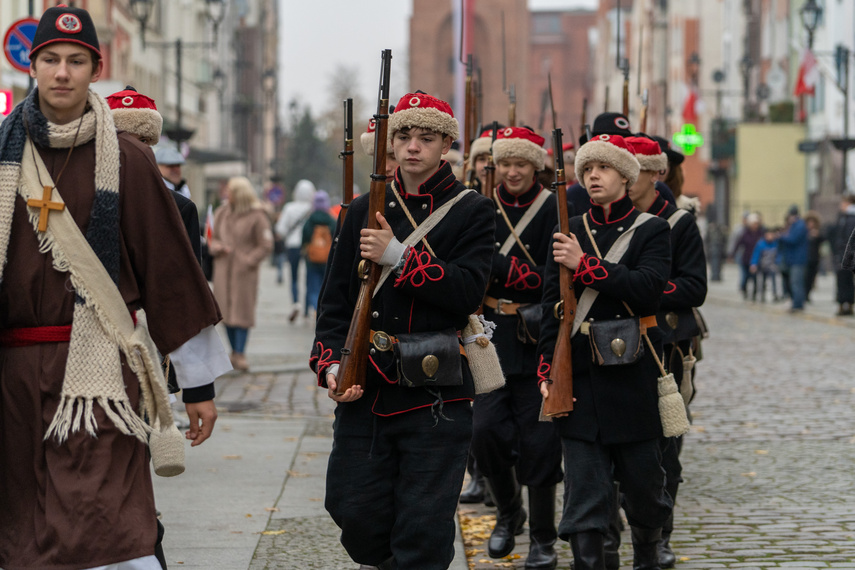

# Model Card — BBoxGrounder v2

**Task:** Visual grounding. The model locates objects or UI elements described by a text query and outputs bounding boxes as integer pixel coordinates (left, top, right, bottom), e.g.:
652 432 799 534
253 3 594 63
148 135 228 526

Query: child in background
750 228 781 303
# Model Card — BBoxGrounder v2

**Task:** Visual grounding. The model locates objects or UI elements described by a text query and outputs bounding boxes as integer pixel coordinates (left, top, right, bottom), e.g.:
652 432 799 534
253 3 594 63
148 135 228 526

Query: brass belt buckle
372 331 394 351
496 298 513 315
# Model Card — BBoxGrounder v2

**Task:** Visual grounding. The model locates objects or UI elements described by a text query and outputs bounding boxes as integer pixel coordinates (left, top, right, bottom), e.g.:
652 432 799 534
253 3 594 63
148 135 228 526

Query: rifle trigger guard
357 260 370 280
553 300 564 320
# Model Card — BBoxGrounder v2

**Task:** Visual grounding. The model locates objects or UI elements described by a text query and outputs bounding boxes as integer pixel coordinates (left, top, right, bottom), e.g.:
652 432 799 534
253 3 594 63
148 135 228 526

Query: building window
532 14 561 36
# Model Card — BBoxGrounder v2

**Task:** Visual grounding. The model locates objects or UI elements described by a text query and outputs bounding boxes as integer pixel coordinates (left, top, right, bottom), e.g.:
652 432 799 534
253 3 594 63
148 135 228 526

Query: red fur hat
626 136 667 172
574 134 640 189
360 118 377 156
492 126 547 171
389 92 459 140
106 86 162 144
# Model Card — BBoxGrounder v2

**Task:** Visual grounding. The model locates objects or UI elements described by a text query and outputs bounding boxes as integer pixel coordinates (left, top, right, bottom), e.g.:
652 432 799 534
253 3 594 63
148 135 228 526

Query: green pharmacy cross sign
672 124 705 156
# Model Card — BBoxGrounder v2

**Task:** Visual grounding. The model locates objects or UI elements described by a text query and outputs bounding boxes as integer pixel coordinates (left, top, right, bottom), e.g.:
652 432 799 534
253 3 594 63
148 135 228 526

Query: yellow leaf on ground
264 507 280 512
261 530 287 535
222 455 242 460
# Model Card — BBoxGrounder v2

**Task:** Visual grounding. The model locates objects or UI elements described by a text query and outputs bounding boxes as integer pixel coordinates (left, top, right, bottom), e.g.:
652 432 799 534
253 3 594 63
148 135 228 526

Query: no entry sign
4 18 39 73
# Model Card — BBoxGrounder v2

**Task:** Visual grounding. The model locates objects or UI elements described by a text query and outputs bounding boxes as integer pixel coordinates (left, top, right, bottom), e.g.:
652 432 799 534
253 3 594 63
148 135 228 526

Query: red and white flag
204 204 214 243
682 87 703 123
794 48 819 96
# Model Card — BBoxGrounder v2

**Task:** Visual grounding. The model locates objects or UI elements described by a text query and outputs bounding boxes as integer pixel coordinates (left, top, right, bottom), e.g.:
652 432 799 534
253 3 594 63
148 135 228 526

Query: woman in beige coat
210 177 274 370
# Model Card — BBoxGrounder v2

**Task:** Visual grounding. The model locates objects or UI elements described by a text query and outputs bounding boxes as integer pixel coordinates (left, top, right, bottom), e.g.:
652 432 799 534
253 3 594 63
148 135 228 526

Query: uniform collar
589 193 635 225
497 180 543 207
394 160 458 198
646 192 671 218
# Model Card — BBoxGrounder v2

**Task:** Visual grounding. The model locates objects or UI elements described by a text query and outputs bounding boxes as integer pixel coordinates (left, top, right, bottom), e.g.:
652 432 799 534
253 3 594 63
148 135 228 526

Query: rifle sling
496 189 551 265
372 186 474 297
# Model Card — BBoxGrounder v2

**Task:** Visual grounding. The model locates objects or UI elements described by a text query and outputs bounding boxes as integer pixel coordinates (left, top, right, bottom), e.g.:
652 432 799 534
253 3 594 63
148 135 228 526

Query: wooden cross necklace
26 114 84 232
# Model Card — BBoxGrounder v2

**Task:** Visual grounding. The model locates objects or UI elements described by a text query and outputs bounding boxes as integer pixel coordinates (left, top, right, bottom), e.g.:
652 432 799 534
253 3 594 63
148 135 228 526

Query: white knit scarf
0 89 170 443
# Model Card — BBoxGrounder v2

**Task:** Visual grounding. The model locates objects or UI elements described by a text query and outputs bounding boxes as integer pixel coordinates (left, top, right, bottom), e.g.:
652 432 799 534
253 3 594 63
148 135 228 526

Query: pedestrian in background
154 145 191 199
275 179 316 322
804 211 824 303
210 177 274 371
778 206 809 312
301 190 336 322
832 195 855 315
729 212 763 300
750 228 781 303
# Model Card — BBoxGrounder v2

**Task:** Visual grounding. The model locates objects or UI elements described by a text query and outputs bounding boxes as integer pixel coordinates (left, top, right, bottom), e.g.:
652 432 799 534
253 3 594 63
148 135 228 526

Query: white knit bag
658 372 690 437
462 314 505 394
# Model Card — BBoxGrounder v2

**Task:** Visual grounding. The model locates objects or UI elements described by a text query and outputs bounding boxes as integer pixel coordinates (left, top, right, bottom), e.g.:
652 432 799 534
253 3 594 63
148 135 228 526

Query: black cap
651 135 685 165
31 5 101 59
579 112 632 145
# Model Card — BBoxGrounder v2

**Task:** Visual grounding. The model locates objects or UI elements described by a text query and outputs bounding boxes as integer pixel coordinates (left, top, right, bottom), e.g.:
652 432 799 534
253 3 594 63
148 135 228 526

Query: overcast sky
278 0 598 121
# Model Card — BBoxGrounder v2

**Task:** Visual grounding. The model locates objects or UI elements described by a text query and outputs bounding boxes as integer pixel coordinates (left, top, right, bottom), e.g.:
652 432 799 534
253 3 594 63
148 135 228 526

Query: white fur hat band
389 92 459 140
491 126 547 171
574 134 641 189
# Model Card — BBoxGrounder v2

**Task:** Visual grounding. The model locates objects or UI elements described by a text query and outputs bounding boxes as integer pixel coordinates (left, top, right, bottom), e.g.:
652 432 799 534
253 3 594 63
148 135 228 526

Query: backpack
306 224 332 264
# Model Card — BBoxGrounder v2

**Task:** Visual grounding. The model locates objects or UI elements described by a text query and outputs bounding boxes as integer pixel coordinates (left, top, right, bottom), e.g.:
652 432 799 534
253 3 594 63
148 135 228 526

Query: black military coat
485 182 558 377
647 193 707 343
312 161 495 416
537 194 671 444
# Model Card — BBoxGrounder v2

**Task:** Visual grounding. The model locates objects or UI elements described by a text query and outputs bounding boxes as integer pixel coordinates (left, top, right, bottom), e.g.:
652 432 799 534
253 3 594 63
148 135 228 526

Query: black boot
658 512 676 568
486 469 527 558
603 483 622 570
525 485 558 569
569 531 606 570
460 453 485 503
631 526 662 570
483 478 496 507
659 479 679 568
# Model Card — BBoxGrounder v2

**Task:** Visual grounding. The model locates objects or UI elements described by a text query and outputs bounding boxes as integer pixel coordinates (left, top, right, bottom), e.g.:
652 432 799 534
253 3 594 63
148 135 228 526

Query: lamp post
740 54 754 121
130 0 227 149
799 0 821 50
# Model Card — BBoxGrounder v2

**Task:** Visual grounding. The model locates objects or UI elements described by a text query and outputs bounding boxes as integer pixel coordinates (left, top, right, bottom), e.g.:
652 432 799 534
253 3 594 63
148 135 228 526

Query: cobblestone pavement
191 264 855 569
462 275 855 569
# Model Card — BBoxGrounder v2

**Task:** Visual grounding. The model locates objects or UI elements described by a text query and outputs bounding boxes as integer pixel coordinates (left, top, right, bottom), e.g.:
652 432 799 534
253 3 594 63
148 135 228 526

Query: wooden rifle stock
338 98 354 225
482 121 498 200
580 98 587 143
508 84 517 127
639 89 649 134
336 49 392 395
622 76 630 118
543 128 575 416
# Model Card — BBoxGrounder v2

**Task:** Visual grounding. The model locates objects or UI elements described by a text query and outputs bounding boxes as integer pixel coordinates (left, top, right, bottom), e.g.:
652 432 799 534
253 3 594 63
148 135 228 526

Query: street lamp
799 0 822 49
129 0 153 45
204 0 227 41
740 54 754 120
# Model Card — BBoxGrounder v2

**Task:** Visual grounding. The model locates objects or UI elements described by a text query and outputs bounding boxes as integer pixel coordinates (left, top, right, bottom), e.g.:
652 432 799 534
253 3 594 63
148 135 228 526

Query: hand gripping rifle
543 127 575 417
338 98 354 224
482 121 498 200
336 49 392 395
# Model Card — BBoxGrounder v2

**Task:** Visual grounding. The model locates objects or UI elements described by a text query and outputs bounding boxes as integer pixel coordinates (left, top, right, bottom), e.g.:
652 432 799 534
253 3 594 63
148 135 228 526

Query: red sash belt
0 325 72 347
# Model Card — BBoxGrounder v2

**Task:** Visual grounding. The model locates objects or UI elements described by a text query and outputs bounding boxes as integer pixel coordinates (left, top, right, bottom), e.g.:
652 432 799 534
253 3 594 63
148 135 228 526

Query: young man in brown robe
0 6 230 569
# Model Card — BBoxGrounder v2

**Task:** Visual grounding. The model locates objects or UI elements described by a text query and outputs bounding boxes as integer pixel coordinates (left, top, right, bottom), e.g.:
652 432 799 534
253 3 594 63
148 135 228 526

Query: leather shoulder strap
496 189 552 264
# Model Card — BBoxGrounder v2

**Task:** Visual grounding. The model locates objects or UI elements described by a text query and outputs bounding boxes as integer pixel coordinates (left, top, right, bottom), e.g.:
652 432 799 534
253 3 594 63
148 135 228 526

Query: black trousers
837 269 855 304
325 398 472 569
557 437 672 539
471 373 563 487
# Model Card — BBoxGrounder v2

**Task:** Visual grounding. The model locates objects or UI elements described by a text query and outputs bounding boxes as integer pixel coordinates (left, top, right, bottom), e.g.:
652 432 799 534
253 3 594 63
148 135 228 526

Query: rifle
336 49 392 395
508 84 517 127
462 54 474 186
338 98 354 225
543 127 575 417
639 89 649 134
482 121 498 200
580 97 587 142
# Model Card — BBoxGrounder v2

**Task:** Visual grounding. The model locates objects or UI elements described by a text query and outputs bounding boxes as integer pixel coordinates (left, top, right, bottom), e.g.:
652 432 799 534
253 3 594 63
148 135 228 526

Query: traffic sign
0 90 11 116
4 18 39 73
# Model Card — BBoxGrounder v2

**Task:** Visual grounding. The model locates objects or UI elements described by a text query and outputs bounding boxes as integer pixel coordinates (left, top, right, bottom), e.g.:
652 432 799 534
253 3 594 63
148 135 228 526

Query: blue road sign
4 18 39 73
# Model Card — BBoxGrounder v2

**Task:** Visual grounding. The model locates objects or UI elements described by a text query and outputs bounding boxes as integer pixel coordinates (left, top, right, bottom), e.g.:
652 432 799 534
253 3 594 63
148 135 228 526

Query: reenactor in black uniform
626 136 707 568
568 113 676 215
313 92 495 569
538 134 672 570
470 126 564 569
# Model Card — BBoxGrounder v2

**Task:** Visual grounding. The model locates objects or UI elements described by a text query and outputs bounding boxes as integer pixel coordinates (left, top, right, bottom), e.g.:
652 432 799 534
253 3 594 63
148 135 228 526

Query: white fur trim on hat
111 108 162 144
468 136 493 170
389 107 460 140
636 152 668 173
492 138 547 171
360 131 375 156
574 140 640 189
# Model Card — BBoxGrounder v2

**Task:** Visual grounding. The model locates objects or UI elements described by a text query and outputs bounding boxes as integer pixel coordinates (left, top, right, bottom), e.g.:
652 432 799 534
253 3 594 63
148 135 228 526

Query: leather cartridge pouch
658 310 700 344
394 328 463 388
588 317 644 366
515 303 541 345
